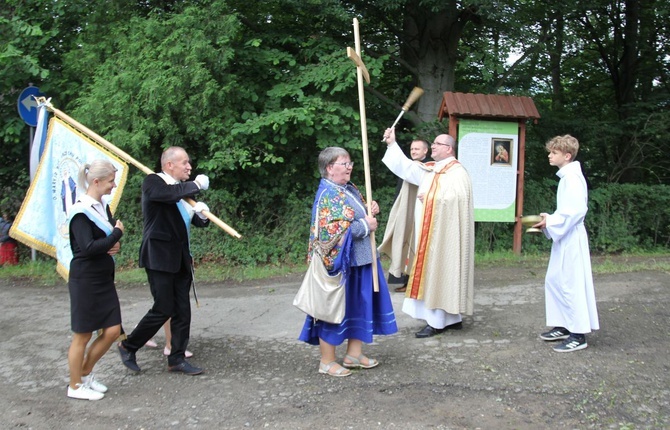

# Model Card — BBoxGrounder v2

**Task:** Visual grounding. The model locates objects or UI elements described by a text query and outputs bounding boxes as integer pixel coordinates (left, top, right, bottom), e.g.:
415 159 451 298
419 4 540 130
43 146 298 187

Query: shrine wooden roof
438 92 541 120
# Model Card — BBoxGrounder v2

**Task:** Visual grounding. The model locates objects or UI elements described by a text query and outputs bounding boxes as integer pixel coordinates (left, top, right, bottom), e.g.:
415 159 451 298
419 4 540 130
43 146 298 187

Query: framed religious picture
491 138 512 166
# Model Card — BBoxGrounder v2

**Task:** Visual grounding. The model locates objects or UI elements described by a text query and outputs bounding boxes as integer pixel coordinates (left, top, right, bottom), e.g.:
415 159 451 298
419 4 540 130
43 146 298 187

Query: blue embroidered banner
10 116 128 279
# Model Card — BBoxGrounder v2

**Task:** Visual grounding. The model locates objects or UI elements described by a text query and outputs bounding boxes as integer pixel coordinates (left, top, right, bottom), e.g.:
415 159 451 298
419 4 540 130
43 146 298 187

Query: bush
111 172 315 268
587 184 670 252
474 180 670 255
41 173 670 269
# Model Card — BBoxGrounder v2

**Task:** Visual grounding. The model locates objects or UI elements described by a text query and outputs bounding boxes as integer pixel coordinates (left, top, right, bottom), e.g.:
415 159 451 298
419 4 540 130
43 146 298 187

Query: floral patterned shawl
308 179 363 273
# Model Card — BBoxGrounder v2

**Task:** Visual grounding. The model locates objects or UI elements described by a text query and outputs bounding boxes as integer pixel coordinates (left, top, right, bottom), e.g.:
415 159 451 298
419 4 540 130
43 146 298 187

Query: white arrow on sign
21 95 38 111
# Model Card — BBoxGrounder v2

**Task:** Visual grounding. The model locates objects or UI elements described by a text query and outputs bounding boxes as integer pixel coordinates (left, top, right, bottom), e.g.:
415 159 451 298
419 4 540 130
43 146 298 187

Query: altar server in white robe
533 134 599 352
382 128 474 338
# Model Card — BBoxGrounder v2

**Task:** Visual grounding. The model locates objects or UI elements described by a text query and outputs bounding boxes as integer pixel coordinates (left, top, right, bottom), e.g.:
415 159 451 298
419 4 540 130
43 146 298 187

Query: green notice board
458 119 519 222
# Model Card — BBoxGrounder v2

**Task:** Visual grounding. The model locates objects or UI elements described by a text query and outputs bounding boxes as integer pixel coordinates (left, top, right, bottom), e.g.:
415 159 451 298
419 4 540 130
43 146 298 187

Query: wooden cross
347 18 379 292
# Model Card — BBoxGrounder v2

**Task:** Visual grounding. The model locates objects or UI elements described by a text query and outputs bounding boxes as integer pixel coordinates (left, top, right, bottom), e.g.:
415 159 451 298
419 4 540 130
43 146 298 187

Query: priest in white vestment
382 128 475 338
378 139 432 293
534 134 599 353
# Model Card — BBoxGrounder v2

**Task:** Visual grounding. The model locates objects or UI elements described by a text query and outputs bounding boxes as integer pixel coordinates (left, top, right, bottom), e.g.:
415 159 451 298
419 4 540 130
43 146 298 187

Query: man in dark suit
118 146 210 375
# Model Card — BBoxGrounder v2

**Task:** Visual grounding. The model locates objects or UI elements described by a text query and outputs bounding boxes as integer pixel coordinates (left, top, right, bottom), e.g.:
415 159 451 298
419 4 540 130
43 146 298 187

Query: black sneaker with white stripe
539 327 570 341
553 334 587 352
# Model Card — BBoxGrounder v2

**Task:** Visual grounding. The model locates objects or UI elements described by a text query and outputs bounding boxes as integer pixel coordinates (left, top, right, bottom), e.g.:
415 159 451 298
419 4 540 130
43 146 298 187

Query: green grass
0 259 307 286
0 260 63 286
592 255 670 274
1 251 668 286
474 250 548 268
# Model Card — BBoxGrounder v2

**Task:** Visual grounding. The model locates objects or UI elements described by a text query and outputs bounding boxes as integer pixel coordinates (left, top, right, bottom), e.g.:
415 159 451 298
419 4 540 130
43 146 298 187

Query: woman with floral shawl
299 147 397 377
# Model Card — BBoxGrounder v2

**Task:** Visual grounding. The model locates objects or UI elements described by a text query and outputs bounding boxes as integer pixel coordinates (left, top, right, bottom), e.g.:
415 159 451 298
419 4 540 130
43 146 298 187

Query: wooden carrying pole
42 99 242 239
347 18 379 292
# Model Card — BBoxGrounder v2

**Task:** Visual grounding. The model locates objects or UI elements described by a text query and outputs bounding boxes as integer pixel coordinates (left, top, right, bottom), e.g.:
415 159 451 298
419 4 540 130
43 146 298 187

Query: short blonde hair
545 134 579 159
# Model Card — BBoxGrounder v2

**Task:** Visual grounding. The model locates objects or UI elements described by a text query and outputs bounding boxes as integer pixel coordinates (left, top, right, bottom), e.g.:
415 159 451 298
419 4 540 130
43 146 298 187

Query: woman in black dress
67 159 124 400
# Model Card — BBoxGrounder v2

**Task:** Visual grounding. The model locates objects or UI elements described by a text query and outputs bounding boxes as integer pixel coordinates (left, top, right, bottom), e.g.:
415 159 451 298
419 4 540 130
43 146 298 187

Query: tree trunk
618 0 640 112
402 0 475 123
414 41 457 122
549 11 564 110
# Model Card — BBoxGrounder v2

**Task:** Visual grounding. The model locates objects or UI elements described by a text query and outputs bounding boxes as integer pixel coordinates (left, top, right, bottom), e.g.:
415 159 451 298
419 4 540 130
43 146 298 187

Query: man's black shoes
117 342 141 372
168 361 204 375
415 321 463 338
415 325 439 338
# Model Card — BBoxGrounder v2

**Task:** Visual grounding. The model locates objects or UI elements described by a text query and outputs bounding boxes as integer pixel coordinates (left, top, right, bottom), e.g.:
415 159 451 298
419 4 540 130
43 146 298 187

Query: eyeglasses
331 162 355 168
432 141 451 147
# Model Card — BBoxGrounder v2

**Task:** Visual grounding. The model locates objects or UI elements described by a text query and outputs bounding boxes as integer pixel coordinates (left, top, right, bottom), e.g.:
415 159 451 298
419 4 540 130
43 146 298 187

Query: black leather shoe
415 324 439 338
118 342 141 372
168 361 203 375
387 273 406 284
415 322 463 338
443 321 463 331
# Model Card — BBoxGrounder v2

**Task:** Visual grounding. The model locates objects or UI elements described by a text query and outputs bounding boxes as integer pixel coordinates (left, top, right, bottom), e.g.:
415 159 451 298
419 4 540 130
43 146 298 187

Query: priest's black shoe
415 322 463 338
168 361 203 375
117 342 141 372
444 321 463 331
415 324 442 338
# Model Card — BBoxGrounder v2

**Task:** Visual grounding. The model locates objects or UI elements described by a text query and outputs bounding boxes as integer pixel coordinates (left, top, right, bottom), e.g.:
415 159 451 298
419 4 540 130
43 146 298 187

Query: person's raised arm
381 128 425 186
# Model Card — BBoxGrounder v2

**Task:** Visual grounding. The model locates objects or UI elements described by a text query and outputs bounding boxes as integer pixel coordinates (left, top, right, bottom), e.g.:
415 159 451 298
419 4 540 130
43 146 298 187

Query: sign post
17 85 45 262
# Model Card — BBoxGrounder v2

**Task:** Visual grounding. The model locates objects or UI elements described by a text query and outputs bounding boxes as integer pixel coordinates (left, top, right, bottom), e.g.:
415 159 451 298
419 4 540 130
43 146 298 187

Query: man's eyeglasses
432 141 451 147
331 162 355 168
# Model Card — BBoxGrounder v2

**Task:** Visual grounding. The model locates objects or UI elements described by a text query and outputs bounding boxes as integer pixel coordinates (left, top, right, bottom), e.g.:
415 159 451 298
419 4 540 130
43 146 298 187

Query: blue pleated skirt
298 260 398 346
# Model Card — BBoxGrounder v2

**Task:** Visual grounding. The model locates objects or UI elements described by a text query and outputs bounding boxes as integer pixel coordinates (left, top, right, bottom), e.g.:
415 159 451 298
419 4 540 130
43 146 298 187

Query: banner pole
40 98 242 239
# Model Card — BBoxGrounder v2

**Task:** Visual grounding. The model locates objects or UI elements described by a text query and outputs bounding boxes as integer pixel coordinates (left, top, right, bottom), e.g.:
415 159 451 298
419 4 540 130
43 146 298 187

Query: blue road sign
17 86 45 127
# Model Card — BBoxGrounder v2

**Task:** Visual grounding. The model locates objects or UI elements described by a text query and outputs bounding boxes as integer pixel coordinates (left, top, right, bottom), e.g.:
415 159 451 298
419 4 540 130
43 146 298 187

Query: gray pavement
0 263 668 429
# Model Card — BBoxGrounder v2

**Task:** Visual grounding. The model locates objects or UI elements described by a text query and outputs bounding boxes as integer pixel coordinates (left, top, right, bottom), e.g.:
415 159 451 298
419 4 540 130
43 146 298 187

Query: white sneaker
67 383 104 400
164 347 193 358
82 373 108 393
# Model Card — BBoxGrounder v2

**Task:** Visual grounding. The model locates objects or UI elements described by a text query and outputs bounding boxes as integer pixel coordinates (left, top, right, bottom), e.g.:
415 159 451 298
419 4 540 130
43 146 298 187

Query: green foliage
475 180 670 255
111 171 315 268
0 259 63 286
0 2 56 214
0 16 50 86
587 184 670 253
64 3 242 167
7 177 670 268
110 177 669 267
474 178 552 254
191 190 313 266
109 175 144 268
1 0 669 271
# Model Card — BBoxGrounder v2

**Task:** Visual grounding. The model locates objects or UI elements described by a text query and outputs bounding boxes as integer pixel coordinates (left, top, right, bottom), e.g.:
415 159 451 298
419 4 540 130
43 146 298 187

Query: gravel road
0 258 668 429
